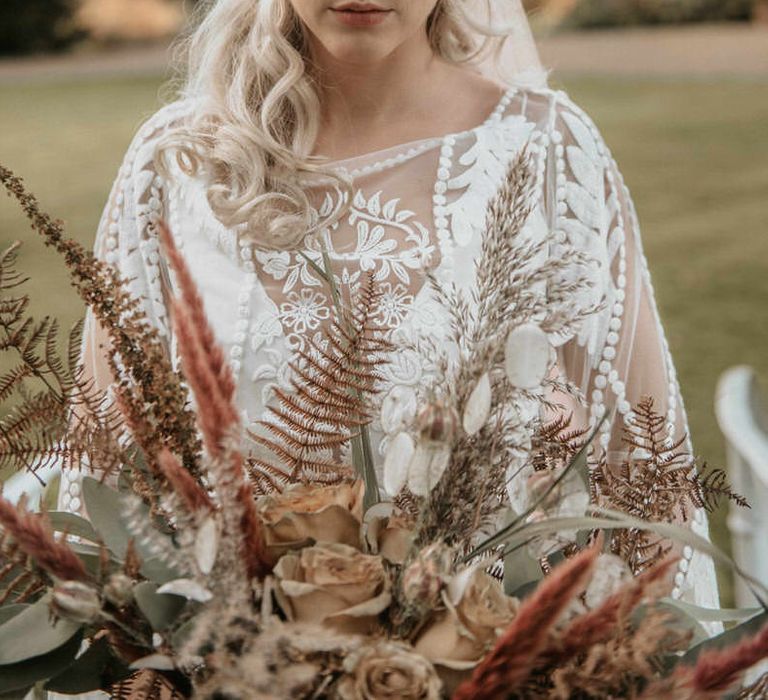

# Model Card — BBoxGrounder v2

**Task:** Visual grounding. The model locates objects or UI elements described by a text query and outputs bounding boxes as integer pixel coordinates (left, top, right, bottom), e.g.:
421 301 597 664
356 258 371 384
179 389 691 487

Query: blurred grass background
1 68 767 603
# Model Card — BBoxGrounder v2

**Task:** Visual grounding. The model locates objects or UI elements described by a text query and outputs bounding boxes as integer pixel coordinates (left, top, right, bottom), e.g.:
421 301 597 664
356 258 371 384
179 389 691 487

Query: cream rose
414 568 519 691
337 641 442 700
274 543 391 635
257 481 364 563
365 505 416 565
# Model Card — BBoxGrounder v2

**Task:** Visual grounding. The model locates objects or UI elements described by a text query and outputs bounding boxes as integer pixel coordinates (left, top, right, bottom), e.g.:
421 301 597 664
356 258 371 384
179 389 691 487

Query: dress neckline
316 84 516 167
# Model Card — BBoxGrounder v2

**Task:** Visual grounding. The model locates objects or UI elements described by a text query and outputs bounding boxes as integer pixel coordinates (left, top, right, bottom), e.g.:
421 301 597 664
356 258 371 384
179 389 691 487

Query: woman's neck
308 34 454 141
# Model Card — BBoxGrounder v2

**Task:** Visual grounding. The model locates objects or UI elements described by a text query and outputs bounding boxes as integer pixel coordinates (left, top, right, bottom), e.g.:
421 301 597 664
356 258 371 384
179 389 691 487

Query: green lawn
1 74 767 604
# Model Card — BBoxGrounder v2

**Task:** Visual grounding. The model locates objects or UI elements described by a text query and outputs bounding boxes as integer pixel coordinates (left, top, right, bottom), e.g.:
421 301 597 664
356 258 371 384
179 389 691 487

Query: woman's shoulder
499 84 613 167
502 84 603 136
137 97 198 138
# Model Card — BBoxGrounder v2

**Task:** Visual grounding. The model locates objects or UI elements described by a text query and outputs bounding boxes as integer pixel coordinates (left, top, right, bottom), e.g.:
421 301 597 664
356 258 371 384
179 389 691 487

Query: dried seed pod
52 581 101 624
384 432 416 496
407 444 451 497
103 573 134 608
504 323 551 389
463 372 492 437
195 516 219 575
416 401 459 444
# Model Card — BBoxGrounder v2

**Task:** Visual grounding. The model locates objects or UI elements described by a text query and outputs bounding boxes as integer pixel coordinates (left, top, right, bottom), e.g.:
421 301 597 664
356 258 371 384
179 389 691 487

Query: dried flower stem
0 495 88 582
452 545 599 699
157 222 269 580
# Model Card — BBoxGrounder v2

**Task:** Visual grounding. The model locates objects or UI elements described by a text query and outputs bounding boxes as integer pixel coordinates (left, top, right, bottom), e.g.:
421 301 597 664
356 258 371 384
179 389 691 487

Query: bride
59 0 719 615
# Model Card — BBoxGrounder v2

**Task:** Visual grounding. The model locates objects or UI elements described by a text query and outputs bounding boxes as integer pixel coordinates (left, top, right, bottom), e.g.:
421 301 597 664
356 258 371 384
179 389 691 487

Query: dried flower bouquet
0 156 767 699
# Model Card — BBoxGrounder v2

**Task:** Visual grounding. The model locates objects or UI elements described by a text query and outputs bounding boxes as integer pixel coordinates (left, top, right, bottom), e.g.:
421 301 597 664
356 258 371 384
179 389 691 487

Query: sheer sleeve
56 103 187 515
542 91 720 614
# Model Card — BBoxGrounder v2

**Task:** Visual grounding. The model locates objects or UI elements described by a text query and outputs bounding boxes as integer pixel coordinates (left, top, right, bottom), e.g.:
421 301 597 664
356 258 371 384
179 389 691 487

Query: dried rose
337 640 442 700
400 543 453 608
365 505 416 565
51 581 101 624
256 481 364 562
414 569 518 691
274 543 391 635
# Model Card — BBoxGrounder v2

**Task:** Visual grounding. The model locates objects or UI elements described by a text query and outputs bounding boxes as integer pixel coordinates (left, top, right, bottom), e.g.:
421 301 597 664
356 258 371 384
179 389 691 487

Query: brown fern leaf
0 529 47 605
698 465 749 510
738 672 768 699
531 412 590 473
591 395 740 574
248 272 393 486
110 670 186 700
0 169 203 479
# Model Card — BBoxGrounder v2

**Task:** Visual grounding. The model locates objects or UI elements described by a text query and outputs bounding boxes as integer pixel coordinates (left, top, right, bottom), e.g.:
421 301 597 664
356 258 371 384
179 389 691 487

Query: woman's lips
331 8 392 27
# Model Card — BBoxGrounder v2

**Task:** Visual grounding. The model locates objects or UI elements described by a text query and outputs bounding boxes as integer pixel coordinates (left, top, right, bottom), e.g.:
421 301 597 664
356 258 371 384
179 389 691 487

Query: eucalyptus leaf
679 611 768 667
477 509 768 602
639 601 709 647
502 539 542 596
81 477 135 558
81 477 178 583
0 605 28 626
45 637 130 693
134 582 188 632
0 632 83 691
0 595 81 665
46 512 100 543
658 598 763 624
171 618 197 651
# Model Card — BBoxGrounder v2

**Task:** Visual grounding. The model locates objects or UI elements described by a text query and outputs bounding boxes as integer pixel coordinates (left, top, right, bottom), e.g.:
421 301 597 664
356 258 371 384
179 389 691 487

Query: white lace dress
58 83 720 615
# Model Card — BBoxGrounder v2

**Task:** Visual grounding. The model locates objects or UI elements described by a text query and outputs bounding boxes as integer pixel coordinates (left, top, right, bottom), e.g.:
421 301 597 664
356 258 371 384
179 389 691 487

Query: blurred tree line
565 0 756 28
0 0 84 56
0 0 761 57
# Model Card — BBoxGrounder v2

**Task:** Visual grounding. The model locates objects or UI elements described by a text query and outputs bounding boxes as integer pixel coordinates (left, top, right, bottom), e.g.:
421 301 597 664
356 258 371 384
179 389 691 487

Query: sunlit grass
2 73 767 604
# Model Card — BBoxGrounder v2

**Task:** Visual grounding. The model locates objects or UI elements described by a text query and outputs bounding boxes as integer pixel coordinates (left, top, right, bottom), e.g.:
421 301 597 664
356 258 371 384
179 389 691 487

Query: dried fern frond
697 465 749 511
110 670 186 700
530 412 591 474
738 672 768 699
413 149 596 549
593 396 746 574
0 166 202 478
247 272 393 487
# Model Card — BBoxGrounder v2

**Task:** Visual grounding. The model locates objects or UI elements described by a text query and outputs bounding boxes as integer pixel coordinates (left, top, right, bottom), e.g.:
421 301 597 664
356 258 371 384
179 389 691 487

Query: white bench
715 365 768 608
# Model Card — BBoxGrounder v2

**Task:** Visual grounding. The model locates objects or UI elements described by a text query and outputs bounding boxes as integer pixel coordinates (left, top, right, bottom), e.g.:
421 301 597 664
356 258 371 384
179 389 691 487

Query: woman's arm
542 91 720 613
57 103 185 515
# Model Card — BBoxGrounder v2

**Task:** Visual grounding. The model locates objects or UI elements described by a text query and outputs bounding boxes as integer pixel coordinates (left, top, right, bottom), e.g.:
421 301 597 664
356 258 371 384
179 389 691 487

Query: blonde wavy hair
156 0 509 250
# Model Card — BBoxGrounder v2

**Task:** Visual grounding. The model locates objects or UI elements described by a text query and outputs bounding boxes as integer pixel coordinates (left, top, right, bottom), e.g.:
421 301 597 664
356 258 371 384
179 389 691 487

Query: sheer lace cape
58 6 721 622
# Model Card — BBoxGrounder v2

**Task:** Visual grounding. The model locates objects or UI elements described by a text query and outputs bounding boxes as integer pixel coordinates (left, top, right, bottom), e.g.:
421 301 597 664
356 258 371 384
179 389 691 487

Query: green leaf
45 636 130 693
171 618 197 652
81 477 177 583
0 595 81 665
641 601 709 647
658 598 763 624
478 508 768 603
680 611 768 667
81 477 133 559
133 582 187 632
46 511 100 543
502 540 542 596
0 631 83 692
0 605 28 626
